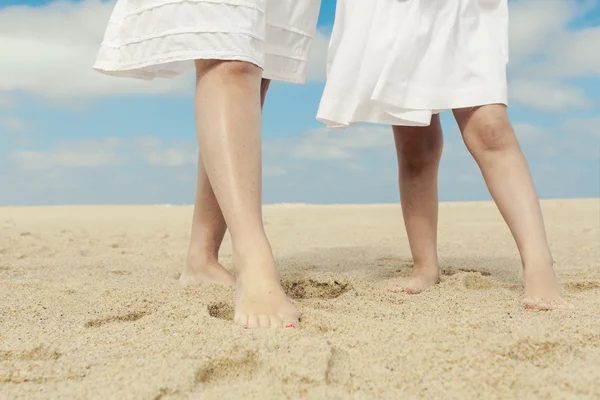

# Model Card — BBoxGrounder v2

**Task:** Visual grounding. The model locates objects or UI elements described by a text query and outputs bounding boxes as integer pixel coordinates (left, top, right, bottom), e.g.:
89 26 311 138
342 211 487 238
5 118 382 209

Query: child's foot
233 251 299 329
521 264 572 310
179 254 236 286
389 266 440 294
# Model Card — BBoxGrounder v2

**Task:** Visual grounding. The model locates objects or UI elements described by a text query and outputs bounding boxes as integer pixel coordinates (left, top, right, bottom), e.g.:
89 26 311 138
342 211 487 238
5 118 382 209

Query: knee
397 131 443 170
215 60 261 77
195 60 261 81
463 119 517 154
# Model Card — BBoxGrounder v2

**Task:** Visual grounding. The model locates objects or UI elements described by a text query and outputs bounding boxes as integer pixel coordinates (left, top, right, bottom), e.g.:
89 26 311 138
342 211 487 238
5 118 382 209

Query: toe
522 297 561 311
281 315 300 329
258 315 271 329
521 297 541 310
247 315 260 329
234 313 249 328
269 315 283 329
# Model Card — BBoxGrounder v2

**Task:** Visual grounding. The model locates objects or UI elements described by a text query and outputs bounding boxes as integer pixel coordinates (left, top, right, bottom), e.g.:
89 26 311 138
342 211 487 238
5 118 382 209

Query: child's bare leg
181 79 271 287
453 105 570 310
194 60 298 328
389 116 444 293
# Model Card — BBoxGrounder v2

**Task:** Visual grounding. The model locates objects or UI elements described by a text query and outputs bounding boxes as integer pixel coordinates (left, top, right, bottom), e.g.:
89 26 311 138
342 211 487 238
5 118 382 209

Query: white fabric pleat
94 0 321 84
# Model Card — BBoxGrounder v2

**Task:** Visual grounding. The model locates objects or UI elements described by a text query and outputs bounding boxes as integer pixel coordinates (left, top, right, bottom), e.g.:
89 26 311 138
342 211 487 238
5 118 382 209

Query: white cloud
306 29 330 82
512 122 546 140
562 117 600 138
0 117 26 133
504 0 600 111
507 0 579 67
0 0 197 97
0 94 14 108
508 79 592 111
514 117 600 161
134 136 197 166
11 138 124 170
3 117 598 204
266 126 392 161
264 165 287 177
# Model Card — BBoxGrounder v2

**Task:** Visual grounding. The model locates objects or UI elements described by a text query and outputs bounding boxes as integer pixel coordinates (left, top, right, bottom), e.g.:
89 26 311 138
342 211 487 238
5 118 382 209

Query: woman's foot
232 248 299 329
389 265 440 294
179 253 235 286
521 262 572 310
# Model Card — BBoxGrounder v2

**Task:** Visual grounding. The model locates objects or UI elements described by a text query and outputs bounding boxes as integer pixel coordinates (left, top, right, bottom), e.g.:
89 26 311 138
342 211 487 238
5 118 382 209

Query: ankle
232 245 278 278
413 265 439 275
521 253 554 272
231 231 271 254
412 257 439 271
187 247 219 265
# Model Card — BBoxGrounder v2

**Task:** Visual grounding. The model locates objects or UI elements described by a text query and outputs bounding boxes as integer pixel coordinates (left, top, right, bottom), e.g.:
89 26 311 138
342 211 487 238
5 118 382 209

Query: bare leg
180 162 233 286
453 105 570 310
193 60 298 328
180 78 271 287
389 116 444 294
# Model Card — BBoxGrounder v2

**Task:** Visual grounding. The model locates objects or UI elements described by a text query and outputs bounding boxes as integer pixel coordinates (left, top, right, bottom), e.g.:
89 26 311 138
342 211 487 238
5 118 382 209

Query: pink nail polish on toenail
243 326 248 329
285 324 295 329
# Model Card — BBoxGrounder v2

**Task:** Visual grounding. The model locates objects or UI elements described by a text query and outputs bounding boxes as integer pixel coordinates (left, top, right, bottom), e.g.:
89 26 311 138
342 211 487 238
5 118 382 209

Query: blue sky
0 0 598 206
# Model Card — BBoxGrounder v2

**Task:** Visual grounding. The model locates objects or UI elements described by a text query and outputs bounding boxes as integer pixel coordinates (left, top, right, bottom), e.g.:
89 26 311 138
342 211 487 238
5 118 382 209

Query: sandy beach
0 199 599 399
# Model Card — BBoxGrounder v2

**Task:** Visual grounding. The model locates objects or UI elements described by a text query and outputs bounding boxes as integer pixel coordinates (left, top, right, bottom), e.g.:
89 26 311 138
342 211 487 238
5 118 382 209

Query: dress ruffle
94 0 320 84
316 0 509 127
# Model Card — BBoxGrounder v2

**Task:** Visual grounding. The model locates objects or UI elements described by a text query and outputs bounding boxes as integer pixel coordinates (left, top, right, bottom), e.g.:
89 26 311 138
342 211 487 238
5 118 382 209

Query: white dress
316 0 509 127
94 0 322 84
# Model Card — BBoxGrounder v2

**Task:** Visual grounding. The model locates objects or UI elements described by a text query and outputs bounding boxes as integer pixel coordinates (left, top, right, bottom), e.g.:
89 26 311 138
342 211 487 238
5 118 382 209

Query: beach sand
1 199 599 399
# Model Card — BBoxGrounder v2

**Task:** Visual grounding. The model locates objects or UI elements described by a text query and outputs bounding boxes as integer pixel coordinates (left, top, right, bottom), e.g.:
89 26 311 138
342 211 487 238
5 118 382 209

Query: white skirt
93 0 322 84
316 0 509 127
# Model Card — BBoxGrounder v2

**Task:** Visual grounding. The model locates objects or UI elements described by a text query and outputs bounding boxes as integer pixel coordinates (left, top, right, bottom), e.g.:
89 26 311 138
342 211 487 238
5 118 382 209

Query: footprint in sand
464 274 492 290
576 332 600 348
501 339 580 367
442 267 492 277
109 270 132 276
207 302 234 321
324 346 352 386
458 268 491 276
503 284 523 292
0 344 61 361
563 281 600 292
376 257 407 262
282 278 352 300
194 350 258 385
84 310 149 328
375 259 413 279
152 387 178 400
441 267 458 276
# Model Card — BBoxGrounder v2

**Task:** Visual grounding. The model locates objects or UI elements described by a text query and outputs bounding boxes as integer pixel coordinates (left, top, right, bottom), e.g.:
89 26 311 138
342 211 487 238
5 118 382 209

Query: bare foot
232 252 299 329
389 266 439 294
179 254 235 287
521 265 572 310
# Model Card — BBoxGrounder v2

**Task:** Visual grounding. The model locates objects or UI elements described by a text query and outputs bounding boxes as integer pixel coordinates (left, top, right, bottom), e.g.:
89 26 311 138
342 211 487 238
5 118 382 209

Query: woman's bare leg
453 105 570 310
193 59 298 328
389 116 444 293
180 79 271 287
